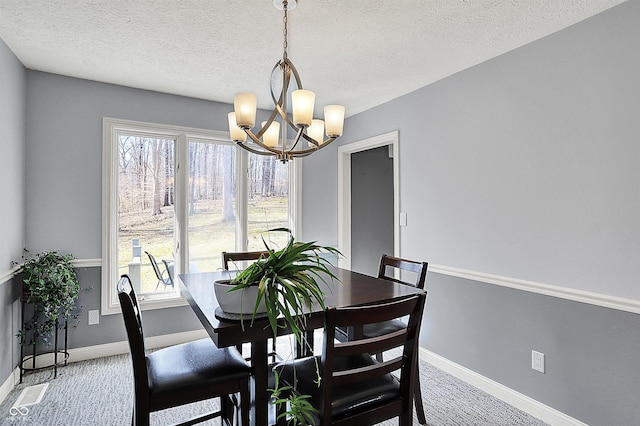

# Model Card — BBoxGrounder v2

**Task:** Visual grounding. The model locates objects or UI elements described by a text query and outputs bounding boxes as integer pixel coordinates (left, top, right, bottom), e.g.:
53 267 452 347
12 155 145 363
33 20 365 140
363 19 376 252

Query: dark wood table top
179 267 423 347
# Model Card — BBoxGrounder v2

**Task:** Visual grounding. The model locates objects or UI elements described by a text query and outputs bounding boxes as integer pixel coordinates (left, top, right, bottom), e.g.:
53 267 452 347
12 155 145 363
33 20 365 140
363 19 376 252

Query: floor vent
13 383 49 407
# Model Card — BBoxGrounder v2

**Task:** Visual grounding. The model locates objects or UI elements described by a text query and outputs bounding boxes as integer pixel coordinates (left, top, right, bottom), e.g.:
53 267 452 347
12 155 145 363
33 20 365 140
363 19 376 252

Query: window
102 118 300 314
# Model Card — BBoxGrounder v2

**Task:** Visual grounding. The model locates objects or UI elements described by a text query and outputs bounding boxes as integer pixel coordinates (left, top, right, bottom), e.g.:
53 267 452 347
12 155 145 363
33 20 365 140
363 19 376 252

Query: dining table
179 266 424 426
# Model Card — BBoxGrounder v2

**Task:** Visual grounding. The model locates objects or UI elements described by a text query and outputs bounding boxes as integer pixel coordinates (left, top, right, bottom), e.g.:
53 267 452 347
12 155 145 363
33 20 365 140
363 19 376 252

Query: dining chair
117 275 251 426
336 254 429 424
222 250 269 271
145 251 173 291
274 292 427 425
221 250 280 362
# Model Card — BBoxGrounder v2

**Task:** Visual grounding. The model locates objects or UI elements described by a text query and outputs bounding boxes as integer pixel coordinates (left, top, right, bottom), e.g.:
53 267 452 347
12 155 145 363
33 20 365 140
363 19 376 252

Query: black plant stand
19 296 69 383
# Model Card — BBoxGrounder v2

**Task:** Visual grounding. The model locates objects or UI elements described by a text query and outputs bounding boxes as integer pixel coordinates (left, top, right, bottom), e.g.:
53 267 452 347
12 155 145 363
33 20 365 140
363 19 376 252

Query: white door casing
337 131 399 269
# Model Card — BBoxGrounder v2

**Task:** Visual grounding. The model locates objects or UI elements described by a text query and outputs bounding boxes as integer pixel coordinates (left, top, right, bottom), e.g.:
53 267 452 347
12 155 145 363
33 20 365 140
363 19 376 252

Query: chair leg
220 394 233 426
378 351 426 424
400 410 413 426
240 381 250 426
414 356 427 425
133 406 150 426
414 374 427 425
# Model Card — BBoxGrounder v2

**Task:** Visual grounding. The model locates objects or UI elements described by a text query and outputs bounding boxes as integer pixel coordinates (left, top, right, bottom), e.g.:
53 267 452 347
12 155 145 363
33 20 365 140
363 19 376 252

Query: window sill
102 293 188 315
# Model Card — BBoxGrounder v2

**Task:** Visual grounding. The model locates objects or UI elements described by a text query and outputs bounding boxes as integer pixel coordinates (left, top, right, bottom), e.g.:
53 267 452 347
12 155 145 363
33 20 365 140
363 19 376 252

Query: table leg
251 339 269 426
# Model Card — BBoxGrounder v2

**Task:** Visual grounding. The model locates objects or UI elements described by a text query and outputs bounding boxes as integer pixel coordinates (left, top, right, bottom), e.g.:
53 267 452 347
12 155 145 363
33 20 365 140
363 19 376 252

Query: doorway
337 131 399 271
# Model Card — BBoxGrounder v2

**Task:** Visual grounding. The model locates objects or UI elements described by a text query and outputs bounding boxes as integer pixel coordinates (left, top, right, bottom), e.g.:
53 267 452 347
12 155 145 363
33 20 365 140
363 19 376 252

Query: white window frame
101 117 300 315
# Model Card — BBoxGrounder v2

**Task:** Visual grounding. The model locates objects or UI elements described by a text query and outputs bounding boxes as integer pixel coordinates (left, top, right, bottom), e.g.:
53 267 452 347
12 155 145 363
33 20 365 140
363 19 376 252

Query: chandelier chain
283 1 288 59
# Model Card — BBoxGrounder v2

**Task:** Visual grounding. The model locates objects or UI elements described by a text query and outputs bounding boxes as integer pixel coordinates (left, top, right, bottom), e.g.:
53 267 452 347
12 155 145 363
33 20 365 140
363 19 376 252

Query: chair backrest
222 251 269 271
321 293 427 423
145 251 165 281
117 275 149 395
162 259 174 285
377 254 428 290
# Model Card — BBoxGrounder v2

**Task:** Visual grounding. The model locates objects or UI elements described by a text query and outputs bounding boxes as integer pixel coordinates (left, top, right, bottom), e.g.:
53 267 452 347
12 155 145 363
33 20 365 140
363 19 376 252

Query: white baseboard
0 367 20 406
420 348 586 426
65 329 209 363
0 329 209 405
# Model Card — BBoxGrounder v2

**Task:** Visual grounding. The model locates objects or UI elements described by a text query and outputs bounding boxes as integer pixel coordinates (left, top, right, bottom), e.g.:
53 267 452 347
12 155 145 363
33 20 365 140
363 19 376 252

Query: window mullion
175 134 189 274
236 148 249 251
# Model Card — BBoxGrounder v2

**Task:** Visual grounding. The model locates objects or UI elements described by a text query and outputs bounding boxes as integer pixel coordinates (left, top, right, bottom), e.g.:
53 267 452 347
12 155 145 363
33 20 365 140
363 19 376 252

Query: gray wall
424 272 640 426
310 0 640 302
25 71 234 258
0 37 25 390
0 34 25 266
301 1 640 424
17 72 238 352
350 146 394 276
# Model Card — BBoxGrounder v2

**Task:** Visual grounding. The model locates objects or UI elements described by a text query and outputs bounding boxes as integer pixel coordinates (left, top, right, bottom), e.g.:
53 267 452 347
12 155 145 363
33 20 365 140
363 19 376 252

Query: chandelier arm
254 107 281 139
234 141 277 156
235 131 337 158
273 102 302 138
300 132 320 148
243 129 286 155
285 58 304 89
270 58 304 135
285 127 305 152
270 60 289 108
287 136 338 156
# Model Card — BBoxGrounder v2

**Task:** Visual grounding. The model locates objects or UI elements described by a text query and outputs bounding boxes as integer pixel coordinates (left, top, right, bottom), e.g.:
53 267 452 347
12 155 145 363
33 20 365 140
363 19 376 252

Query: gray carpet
0 348 547 426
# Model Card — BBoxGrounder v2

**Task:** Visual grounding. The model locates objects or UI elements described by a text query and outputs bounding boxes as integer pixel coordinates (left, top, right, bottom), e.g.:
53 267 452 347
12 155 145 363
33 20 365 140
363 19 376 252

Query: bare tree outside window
118 135 175 293
247 153 289 251
116 134 290 291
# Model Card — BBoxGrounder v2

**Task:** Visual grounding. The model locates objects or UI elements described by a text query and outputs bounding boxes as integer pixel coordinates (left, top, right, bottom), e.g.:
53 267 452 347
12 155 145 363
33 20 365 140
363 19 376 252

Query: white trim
0 266 20 286
72 258 102 268
0 366 20 405
429 263 640 314
13 257 640 314
64 329 209 363
337 131 400 269
1 260 100 288
420 349 587 426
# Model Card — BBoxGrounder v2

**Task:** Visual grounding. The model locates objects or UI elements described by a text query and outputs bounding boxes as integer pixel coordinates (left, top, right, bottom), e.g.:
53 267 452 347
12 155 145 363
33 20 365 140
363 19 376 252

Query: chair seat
275 354 399 421
362 319 405 339
147 338 251 408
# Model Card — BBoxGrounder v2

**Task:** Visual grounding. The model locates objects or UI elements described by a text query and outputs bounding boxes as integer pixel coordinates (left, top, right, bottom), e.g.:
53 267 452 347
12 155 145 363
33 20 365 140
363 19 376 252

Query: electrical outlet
88 310 100 325
532 350 545 373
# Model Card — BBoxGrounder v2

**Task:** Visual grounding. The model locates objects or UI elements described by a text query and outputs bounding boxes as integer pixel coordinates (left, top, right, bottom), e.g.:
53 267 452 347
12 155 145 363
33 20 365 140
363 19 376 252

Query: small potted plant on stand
214 228 340 424
16 249 80 379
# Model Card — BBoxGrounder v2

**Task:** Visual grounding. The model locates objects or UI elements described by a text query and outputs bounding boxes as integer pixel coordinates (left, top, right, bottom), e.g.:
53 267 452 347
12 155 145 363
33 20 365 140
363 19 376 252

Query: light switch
400 212 407 227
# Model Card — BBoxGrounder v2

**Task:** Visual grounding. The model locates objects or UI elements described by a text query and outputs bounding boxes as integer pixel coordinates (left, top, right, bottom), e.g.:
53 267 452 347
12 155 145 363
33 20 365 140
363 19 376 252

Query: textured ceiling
0 0 625 117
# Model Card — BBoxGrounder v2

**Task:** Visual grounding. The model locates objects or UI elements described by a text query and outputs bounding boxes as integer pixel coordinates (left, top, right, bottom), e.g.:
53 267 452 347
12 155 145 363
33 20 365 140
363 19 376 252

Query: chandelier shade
228 0 345 162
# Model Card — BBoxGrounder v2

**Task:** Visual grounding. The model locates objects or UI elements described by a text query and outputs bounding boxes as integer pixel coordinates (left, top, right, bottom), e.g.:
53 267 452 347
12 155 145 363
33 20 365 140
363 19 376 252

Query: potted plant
218 228 341 423
16 250 80 347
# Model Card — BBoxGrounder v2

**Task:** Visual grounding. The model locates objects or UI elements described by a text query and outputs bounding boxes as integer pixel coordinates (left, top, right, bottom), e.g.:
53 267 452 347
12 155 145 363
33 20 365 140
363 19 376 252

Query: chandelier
228 0 345 162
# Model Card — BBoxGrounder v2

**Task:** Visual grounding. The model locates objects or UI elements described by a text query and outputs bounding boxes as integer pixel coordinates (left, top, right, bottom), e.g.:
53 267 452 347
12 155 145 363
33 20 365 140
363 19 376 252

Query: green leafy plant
230 228 340 343
16 250 80 346
229 228 340 424
271 371 319 425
